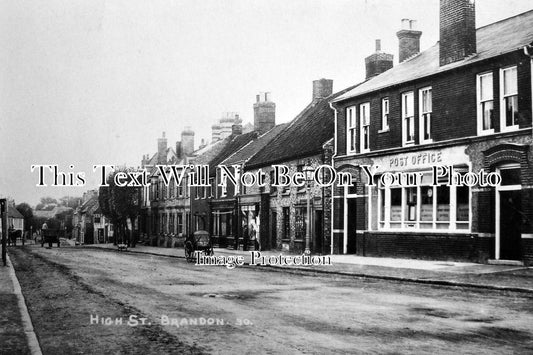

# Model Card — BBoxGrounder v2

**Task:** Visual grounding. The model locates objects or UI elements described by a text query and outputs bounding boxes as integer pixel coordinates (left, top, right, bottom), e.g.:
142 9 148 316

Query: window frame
401 91 415 146
346 106 357 154
379 97 389 132
418 86 432 144
359 102 370 153
377 169 471 232
499 66 519 132
477 71 495 135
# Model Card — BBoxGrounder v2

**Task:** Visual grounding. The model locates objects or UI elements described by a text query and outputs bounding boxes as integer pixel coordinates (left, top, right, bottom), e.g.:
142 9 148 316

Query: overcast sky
1 0 532 206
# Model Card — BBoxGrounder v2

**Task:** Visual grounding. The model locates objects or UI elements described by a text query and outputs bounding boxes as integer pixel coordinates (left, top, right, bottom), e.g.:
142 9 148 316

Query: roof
334 9 533 102
8 206 24 219
208 132 258 173
247 84 362 168
221 124 288 166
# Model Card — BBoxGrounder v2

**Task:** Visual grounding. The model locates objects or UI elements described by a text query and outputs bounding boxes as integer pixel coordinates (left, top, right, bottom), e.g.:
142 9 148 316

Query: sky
1 0 532 207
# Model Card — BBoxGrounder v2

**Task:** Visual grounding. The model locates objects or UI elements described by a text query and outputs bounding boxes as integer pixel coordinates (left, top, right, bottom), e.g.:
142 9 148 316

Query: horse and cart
184 230 214 262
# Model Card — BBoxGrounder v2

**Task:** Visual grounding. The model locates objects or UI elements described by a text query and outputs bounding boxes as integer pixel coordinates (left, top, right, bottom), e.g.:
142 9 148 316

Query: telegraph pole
1 199 7 266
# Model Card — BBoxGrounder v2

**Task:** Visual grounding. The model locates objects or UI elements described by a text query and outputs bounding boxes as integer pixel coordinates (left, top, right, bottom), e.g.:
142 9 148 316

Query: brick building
245 79 361 254
331 1 533 264
139 129 196 246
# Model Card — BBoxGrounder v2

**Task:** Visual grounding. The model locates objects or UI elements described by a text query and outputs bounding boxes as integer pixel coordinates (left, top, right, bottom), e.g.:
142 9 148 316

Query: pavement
85 243 533 294
0 245 41 355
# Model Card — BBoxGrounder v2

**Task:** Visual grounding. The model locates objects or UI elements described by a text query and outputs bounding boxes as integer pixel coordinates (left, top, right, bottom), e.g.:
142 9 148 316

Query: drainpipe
329 101 338 255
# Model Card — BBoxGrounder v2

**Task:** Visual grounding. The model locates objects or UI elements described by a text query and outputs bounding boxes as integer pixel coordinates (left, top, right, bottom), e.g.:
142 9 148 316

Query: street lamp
303 161 314 254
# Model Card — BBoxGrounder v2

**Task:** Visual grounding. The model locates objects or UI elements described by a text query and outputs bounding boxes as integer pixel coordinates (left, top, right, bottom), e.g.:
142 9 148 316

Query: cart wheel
205 247 214 256
185 241 194 262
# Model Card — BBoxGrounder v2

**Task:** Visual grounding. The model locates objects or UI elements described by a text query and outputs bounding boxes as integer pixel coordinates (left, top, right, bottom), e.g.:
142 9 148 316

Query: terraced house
331 0 533 265
139 129 196 246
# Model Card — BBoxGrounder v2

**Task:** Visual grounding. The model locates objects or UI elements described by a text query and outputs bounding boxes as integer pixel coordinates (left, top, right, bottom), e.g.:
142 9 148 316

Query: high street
5 245 533 354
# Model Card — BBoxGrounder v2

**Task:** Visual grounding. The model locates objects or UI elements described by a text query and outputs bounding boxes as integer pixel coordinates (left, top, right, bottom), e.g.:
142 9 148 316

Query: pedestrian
42 221 51 248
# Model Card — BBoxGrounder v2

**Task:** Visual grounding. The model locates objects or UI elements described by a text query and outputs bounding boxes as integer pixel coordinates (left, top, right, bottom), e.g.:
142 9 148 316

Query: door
499 190 522 260
270 211 277 250
347 198 357 254
314 210 323 254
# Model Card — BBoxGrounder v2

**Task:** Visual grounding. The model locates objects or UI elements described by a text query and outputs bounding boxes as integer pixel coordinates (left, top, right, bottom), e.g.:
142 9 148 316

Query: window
419 87 432 143
378 169 470 231
177 213 183 235
381 98 389 131
346 106 357 153
360 102 370 152
500 66 518 131
477 72 494 134
402 91 415 145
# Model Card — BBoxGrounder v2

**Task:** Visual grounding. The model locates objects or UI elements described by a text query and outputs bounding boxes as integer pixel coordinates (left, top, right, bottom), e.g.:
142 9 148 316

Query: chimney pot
375 39 381 52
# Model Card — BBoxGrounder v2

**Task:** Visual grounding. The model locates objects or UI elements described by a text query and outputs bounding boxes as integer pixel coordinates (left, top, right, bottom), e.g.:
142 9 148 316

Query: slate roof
207 132 258 174
221 124 288 166
247 84 361 169
334 9 533 102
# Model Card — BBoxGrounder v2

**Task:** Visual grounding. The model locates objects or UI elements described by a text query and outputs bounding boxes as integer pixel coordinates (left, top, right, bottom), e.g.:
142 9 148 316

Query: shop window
360 102 370 152
402 91 415 145
477 72 494 134
500 66 519 131
346 106 357 154
419 87 432 143
405 187 417 224
295 207 307 240
378 170 470 231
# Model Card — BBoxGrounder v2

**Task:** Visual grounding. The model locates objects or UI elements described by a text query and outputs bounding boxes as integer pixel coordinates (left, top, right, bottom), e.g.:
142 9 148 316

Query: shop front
335 138 533 264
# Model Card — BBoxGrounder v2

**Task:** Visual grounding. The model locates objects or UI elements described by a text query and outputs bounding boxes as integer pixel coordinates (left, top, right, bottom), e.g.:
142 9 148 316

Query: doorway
495 165 522 260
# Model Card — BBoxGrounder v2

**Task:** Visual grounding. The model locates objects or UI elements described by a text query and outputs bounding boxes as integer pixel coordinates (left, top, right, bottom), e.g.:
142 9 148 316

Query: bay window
500 66 519 131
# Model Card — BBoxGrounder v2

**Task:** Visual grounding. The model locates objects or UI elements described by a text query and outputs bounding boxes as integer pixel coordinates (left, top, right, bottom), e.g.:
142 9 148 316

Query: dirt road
9 246 533 354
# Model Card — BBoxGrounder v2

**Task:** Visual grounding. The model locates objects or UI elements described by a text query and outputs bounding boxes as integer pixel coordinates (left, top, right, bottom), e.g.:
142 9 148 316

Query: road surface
9 246 533 354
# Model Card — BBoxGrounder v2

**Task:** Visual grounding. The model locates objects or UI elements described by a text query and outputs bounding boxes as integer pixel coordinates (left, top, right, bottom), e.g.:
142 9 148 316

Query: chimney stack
175 141 182 160
232 124 243 136
439 0 476 66
397 19 422 63
365 39 393 79
312 79 333 101
157 131 167 164
181 126 195 157
253 92 276 134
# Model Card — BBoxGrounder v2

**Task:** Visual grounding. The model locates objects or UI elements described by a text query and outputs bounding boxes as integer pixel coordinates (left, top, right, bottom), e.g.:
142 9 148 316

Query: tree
15 203 33 232
99 167 142 247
